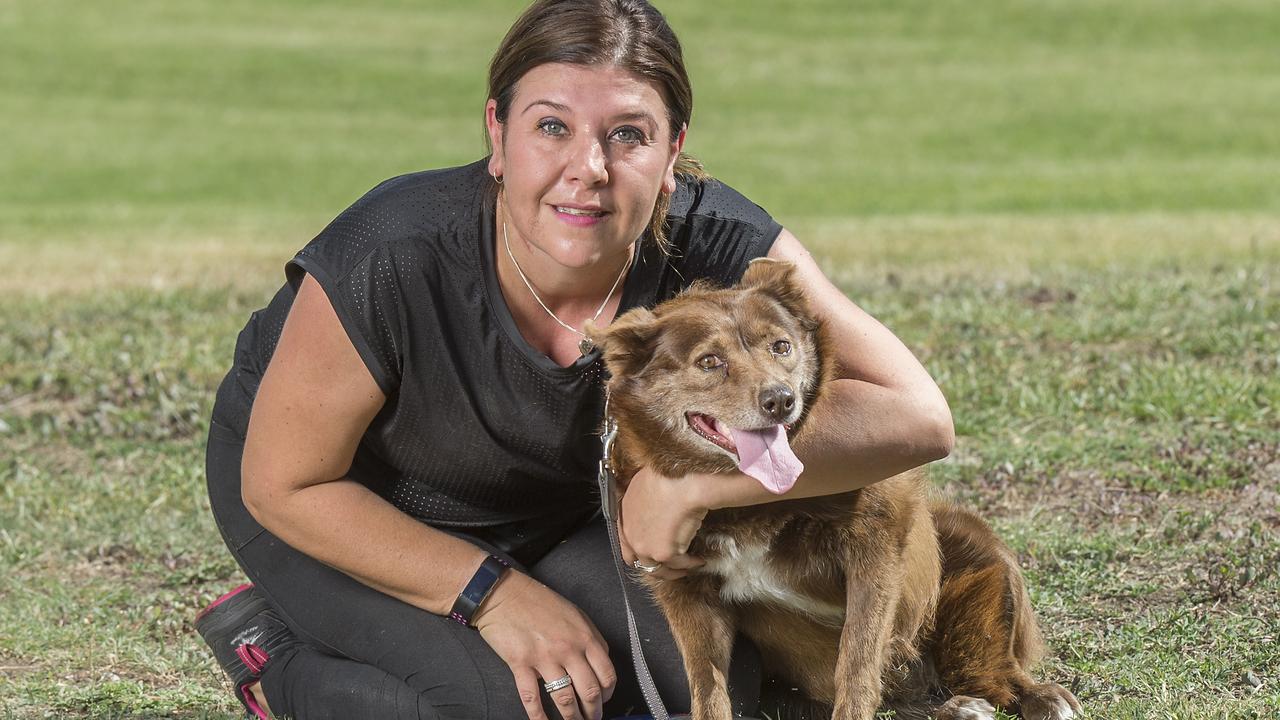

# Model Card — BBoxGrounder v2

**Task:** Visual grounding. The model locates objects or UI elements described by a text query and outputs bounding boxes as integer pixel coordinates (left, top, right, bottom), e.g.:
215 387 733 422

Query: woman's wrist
448 554 511 627
470 567 529 630
637 466 716 515
687 469 774 511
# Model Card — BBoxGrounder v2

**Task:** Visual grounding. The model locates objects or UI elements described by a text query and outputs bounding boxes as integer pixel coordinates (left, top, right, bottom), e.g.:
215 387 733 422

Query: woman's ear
662 125 688 194
485 99 505 178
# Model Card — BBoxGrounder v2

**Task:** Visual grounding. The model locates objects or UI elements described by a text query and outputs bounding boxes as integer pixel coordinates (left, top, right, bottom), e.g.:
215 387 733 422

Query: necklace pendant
578 337 595 356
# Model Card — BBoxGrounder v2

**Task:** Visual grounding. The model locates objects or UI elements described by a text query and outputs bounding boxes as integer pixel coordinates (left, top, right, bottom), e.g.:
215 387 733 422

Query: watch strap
448 554 510 627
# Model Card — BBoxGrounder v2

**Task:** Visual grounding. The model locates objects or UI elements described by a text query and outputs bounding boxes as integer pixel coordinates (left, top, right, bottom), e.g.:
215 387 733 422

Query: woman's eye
537 119 567 136
611 126 645 144
771 340 792 356
697 354 724 370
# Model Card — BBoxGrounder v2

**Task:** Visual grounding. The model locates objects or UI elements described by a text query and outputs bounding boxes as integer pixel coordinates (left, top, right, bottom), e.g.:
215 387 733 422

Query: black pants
205 419 761 719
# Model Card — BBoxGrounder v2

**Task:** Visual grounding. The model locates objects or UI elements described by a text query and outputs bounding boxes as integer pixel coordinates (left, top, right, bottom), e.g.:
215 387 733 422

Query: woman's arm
694 227 954 510
617 229 954 576
242 274 495 614
243 275 615 720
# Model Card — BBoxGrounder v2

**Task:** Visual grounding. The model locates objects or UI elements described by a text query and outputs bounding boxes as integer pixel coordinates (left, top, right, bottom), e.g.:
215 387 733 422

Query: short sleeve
664 177 784 290
286 181 420 396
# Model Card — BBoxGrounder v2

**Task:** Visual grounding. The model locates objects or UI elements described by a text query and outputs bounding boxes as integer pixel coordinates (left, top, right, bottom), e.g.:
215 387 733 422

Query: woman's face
486 63 685 271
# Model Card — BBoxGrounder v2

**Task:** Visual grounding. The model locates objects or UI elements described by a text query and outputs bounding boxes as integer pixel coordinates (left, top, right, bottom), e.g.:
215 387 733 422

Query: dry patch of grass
0 221 301 296
796 212 1280 280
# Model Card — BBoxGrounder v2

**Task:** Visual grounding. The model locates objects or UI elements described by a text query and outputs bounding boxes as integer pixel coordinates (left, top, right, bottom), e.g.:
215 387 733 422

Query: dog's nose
758 385 796 423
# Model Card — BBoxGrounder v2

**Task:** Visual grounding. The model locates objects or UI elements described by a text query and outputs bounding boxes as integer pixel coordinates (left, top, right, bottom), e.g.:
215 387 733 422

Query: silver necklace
500 199 631 356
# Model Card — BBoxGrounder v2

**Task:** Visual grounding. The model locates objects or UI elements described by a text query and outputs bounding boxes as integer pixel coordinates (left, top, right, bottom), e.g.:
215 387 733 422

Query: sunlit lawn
2 0 1278 717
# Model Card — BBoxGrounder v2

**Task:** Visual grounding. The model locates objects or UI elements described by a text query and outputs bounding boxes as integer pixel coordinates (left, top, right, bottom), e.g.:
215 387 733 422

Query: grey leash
597 402 670 720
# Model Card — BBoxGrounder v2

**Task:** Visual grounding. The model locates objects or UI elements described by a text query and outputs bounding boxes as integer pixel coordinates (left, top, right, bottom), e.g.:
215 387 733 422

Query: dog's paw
934 696 995 720
1017 682 1081 720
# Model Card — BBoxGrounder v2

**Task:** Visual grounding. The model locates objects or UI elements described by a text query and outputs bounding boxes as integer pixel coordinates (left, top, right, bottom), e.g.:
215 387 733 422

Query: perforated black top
211 159 782 562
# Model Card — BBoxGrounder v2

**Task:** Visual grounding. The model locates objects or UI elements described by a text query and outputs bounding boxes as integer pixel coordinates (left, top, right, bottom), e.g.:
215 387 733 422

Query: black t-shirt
211 158 782 563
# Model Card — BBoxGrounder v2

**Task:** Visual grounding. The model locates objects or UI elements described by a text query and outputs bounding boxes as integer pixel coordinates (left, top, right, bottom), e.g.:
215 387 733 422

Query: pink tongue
729 424 803 494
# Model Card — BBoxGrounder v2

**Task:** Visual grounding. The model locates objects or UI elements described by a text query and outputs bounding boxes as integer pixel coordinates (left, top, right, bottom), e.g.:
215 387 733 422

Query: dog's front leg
652 578 736 720
831 564 903 720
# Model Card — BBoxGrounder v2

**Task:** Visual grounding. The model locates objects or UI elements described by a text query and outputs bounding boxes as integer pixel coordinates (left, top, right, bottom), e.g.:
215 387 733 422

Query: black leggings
205 419 761 719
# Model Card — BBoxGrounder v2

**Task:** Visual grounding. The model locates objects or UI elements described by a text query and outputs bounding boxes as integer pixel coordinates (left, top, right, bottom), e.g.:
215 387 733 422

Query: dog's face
591 259 827 492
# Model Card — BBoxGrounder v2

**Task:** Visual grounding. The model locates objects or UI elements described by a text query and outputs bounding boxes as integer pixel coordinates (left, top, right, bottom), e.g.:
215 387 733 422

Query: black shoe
195 583 299 720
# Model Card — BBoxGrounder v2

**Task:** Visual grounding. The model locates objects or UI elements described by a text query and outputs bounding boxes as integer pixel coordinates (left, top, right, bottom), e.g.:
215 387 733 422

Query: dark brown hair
486 0 707 252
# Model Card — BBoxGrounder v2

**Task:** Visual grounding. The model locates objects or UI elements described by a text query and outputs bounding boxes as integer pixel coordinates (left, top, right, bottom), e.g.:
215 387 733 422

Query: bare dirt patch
942 444 1280 663
945 441 1280 534
0 651 41 679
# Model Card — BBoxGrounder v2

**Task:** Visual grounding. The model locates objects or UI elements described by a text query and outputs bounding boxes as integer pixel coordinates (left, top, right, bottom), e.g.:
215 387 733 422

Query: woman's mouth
553 205 608 226
554 205 605 217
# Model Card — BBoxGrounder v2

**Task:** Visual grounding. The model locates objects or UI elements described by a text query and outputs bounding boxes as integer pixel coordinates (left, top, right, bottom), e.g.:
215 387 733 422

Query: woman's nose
567 136 608 186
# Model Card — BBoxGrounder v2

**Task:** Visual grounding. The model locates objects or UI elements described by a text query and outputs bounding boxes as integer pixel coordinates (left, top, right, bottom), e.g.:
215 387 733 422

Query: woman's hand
473 571 616 720
617 466 709 580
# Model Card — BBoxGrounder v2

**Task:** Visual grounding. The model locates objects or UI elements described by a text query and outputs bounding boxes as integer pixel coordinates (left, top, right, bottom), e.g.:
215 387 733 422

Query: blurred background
4 0 1278 290
2 1 1277 717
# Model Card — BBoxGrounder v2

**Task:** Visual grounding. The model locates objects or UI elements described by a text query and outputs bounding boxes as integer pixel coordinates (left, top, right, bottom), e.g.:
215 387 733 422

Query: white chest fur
701 534 845 625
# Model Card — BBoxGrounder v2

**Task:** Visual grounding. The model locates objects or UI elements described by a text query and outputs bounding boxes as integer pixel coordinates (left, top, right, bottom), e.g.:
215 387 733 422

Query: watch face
451 556 510 626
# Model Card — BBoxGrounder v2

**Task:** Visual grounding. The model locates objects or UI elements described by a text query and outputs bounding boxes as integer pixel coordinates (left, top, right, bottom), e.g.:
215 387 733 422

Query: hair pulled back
486 0 707 252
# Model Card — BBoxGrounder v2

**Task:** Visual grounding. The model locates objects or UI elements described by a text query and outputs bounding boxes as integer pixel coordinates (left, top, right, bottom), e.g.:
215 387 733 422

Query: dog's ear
740 258 818 330
587 307 660 377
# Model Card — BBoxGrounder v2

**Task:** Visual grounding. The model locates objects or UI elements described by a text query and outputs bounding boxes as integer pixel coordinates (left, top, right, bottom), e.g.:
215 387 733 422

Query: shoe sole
195 584 270 640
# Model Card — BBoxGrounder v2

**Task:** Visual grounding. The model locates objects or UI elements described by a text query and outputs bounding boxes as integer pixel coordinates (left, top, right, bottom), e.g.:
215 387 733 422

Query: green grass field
2 0 1278 718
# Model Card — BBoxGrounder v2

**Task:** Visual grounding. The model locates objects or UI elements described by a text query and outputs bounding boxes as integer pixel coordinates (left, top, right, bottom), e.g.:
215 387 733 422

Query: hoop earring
492 171 503 185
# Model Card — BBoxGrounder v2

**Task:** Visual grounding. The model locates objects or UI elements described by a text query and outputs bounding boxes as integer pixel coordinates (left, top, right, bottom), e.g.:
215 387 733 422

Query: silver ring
632 559 661 573
543 675 573 693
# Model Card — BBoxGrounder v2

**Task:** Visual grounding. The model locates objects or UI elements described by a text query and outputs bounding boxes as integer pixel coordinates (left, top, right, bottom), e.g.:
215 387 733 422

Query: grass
2 0 1279 718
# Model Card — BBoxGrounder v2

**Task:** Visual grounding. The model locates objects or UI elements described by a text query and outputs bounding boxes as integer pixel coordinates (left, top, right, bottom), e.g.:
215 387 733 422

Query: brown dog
590 259 1080 720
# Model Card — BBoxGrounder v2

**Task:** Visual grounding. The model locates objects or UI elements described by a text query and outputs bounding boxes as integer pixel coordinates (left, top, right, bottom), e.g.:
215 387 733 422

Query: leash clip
598 387 620 522
601 415 618 471
598 414 619 522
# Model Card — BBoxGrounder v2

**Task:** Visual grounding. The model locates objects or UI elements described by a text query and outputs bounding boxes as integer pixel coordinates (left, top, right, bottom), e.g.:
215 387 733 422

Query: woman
196 1 954 719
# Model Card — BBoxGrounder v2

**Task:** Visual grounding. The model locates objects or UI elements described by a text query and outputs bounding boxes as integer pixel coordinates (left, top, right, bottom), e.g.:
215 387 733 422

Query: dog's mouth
684 412 804 494
686 412 738 456
685 412 799 454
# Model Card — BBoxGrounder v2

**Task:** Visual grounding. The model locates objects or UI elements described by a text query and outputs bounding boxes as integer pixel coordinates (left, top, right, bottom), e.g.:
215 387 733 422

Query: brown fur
590 259 1080 720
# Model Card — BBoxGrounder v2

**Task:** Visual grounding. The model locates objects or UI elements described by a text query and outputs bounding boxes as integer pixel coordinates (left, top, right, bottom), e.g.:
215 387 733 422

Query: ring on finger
632 559 661 573
542 674 573 693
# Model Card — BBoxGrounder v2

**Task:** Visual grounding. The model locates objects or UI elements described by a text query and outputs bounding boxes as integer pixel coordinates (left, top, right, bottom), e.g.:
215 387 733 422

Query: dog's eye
771 340 792 356
696 354 724 370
